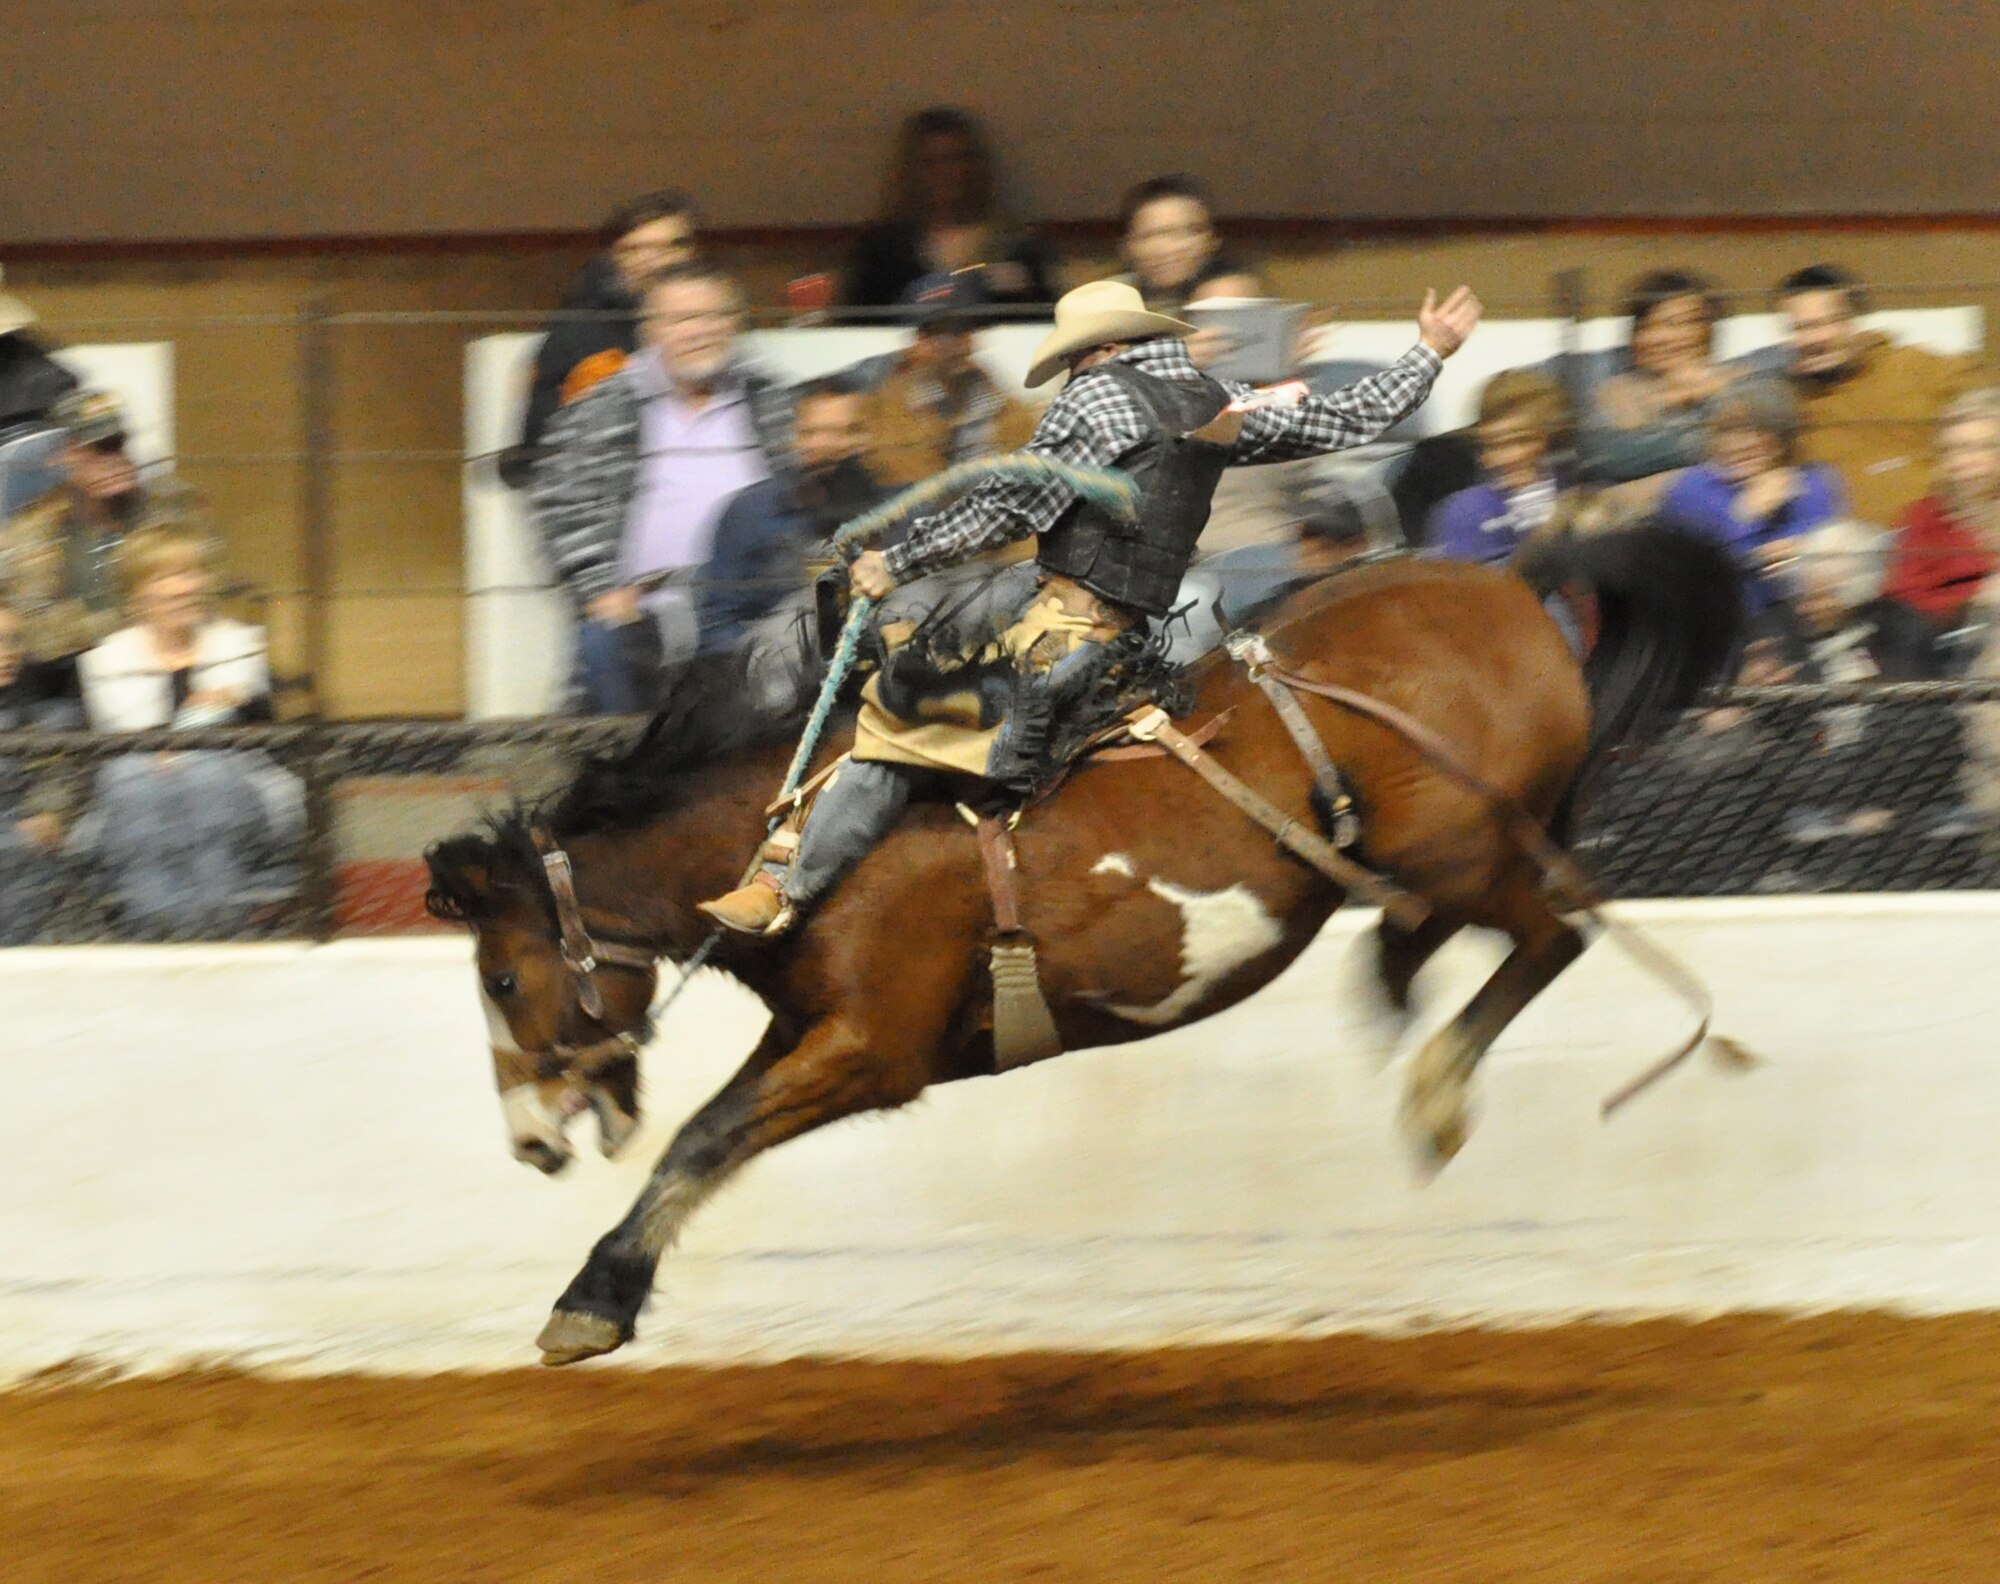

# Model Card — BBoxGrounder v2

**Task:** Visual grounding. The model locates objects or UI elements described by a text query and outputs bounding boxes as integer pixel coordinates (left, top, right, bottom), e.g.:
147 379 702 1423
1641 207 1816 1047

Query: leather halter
527 825 659 1075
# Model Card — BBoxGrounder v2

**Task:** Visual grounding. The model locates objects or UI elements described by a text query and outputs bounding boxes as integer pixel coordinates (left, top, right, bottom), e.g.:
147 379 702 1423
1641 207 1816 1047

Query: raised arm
1230 286 1483 464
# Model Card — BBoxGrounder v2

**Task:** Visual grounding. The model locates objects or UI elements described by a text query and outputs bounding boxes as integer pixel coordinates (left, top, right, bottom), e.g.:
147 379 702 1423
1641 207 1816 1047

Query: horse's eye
485 972 519 999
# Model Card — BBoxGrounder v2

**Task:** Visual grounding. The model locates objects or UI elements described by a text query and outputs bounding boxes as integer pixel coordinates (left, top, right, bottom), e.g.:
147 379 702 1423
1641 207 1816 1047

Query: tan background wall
7 0 2000 243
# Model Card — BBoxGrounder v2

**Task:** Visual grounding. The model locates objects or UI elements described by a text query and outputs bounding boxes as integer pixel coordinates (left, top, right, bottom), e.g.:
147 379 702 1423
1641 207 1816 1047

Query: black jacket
498 256 640 490
841 222 1059 311
698 459 890 653
0 332 79 433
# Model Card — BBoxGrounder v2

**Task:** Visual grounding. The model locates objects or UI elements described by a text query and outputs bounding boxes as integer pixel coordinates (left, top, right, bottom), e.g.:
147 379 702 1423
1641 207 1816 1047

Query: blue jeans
93 753 278 939
572 618 643 715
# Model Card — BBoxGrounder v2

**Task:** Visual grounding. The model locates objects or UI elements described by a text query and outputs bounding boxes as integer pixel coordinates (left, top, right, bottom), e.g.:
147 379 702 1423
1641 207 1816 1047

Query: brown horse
424 525 1740 1366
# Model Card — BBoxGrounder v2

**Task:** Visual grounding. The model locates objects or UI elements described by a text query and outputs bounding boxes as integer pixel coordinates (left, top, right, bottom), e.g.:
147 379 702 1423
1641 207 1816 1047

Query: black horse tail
1514 521 1745 828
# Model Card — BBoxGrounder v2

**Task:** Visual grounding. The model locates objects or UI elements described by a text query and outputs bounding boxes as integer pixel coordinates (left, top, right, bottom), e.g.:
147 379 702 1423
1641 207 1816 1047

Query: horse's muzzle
514 1136 573 1176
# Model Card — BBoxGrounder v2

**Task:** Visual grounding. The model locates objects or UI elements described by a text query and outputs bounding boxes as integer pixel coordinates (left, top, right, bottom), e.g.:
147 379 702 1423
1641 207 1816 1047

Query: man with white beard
531 261 795 712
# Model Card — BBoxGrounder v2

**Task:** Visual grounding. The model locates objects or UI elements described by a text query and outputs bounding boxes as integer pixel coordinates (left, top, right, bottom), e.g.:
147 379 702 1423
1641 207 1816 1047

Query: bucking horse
424 522 1741 1365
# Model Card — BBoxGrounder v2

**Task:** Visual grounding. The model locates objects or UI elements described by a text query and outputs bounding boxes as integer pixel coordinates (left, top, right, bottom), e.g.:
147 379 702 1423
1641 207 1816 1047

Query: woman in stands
1581 268 1731 487
843 108 1059 310
1881 388 2000 673
1659 374 1846 617
77 521 301 939
1117 175 1250 315
1428 371 1571 566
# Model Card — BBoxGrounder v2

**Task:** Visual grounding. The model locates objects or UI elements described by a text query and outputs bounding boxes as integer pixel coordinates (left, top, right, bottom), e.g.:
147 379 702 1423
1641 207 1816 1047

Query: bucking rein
572 452 1747 1120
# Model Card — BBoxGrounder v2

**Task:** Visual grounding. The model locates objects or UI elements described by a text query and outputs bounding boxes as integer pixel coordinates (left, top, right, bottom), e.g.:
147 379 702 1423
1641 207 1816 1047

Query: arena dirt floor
7 1314 1997 1583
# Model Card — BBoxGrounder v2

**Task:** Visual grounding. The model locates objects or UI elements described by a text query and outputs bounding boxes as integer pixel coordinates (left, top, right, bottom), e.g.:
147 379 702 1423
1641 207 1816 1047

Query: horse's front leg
535 1015 927 1365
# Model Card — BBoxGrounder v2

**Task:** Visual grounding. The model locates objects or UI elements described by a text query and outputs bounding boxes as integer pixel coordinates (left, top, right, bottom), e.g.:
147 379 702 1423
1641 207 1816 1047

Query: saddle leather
973 815 1064 1070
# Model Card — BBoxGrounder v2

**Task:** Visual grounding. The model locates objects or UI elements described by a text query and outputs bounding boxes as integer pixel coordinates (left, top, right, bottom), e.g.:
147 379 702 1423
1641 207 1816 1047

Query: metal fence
3 679 1996 947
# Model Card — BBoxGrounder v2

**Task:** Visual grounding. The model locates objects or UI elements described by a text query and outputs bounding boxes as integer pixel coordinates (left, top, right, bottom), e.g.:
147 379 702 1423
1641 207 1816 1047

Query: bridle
528 825 661 1077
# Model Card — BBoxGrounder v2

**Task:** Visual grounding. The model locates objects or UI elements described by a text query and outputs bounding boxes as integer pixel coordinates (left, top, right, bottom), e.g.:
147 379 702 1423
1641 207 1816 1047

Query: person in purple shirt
1427 370 1569 566
530 262 795 712
1659 374 1846 613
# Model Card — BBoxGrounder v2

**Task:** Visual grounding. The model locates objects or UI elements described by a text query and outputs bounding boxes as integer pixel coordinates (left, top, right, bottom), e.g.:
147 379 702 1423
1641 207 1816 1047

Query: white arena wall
7 896 2000 1381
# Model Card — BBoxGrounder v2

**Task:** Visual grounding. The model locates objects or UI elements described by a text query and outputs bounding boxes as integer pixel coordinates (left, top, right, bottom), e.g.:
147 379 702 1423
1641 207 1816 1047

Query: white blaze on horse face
1107 879 1284 1027
501 1083 572 1166
483 987 572 1167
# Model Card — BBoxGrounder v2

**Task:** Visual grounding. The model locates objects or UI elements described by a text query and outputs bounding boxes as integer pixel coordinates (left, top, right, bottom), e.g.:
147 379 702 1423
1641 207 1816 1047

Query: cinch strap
1124 706 1428 931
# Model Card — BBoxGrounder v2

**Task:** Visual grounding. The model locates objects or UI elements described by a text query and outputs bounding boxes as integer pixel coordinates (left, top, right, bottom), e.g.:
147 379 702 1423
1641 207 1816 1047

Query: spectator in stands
0 599 83 944
844 108 1059 311
1748 520 1935 852
1660 375 1846 613
78 524 301 940
1179 264 1328 557
0 268 79 433
1882 388 2000 672
0 390 148 697
1168 478 1374 662
701 376 889 656
531 261 794 713
1181 261 1276 375
1117 175 1247 314
862 273 1038 488
1429 371 1569 566
1775 263 1977 528
500 190 700 490
1581 268 1729 485
1760 520 1929 684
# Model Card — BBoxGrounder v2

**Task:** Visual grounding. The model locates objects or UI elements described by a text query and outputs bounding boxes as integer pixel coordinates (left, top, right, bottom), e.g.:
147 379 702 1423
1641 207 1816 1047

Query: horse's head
424 826 661 1175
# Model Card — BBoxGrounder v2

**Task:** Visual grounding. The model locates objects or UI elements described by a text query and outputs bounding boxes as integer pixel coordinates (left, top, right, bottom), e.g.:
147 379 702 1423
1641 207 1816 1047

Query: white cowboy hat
1024 280 1194 387
0 267 33 337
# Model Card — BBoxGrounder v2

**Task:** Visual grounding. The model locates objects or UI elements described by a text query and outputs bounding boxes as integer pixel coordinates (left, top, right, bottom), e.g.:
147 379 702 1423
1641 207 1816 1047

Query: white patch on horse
480 988 522 1054
501 1084 567 1153
1107 880 1284 1026
1092 852 1138 878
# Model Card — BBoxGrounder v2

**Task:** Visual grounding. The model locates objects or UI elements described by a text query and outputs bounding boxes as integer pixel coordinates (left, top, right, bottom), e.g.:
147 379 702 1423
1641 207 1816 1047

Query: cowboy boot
698 821 802 937
698 869 794 936
699 760 912 941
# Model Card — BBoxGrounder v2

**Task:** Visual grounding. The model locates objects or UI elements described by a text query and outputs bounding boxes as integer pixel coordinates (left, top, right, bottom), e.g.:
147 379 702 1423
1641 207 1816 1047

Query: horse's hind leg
1374 910 1464 1021
1402 894 1583 1167
535 1016 928 1366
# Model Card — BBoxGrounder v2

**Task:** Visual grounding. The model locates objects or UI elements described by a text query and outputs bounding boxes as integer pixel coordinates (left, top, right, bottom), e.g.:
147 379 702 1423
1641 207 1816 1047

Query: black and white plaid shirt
880 336 1444 583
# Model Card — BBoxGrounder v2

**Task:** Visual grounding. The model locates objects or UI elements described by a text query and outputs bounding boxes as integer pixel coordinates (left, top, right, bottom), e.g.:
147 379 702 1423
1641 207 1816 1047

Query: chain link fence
3 681 1995 947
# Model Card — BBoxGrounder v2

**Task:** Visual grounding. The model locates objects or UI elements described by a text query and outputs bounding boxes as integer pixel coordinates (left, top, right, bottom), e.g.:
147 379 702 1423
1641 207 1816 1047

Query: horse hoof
1402 1070 1471 1170
536 1309 629 1367
1412 1103 1468 1167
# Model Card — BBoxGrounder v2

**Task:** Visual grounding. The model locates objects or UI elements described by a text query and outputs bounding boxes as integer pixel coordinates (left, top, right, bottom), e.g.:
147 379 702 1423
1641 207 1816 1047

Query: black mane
545 655 811 839
424 653 829 925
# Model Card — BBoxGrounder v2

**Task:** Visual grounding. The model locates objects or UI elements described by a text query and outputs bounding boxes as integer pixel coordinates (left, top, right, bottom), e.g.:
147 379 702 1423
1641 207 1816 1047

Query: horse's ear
423 836 499 924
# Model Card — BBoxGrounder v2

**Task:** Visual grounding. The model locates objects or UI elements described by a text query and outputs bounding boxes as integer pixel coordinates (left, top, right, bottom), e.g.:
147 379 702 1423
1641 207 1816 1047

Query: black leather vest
1036 361 1234 617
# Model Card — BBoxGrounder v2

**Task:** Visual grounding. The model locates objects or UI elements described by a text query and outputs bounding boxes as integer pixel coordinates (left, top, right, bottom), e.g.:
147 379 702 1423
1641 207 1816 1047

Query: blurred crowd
480 115 1997 719
3 104 2000 937
0 280 297 940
